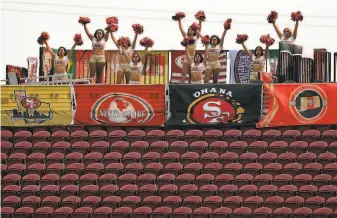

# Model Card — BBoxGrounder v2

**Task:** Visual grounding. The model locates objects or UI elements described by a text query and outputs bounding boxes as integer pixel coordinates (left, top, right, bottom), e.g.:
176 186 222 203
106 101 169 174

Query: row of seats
3 167 337 186
3 194 337 211
2 128 336 145
2 140 337 158
3 158 337 180
3 125 335 134
1 129 337 144
2 124 336 135
3 144 337 164
3 151 337 173
2 206 337 218
2 181 337 201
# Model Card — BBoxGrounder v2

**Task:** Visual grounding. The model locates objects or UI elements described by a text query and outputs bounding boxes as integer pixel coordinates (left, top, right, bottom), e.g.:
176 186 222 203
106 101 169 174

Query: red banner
74 85 166 126
258 83 337 128
170 50 227 84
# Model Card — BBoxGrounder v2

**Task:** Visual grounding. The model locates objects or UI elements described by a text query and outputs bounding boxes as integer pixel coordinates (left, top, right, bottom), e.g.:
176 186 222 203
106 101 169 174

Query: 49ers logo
21 97 41 109
186 88 244 124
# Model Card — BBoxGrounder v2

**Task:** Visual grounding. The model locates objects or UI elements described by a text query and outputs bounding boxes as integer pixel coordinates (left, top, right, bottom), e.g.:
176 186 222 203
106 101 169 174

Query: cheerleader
44 41 76 81
177 18 203 84
204 30 227 84
82 24 109 83
111 32 138 84
185 44 207 84
241 42 269 82
272 21 299 43
121 46 149 84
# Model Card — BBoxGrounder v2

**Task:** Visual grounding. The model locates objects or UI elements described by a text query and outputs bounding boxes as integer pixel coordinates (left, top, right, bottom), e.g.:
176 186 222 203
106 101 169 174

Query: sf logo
202 101 230 123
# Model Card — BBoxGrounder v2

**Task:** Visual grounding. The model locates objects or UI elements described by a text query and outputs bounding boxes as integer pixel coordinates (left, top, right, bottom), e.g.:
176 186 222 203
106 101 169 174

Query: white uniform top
252 55 266 72
281 36 295 44
129 62 143 74
208 45 222 56
92 38 106 49
190 62 205 74
54 56 69 68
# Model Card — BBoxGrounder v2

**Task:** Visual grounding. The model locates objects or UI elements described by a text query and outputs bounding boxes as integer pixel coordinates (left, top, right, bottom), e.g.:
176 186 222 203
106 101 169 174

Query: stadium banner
166 84 262 126
73 84 166 126
229 49 279 84
27 57 39 83
1 85 73 126
39 47 169 84
257 83 337 128
6 65 28 85
170 50 227 84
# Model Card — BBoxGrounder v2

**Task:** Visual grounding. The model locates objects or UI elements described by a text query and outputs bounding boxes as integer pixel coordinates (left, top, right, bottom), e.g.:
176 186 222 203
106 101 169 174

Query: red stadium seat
99 184 119 199
264 196 285 211
93 207 113 218
278 185 298 199
40 185 60 199
223 129 242 143
149 141 169 155
146 130 165 144
153 207 172 218
170 141 188 155
121 196 141 210
2 196 21 209
165 130 184 144
35 207 54 218
142 196 162 210
138 184 158 199
162 196 182 210
202 196 223 211
258 185 278 199
204 129 223 143
14 207 35 218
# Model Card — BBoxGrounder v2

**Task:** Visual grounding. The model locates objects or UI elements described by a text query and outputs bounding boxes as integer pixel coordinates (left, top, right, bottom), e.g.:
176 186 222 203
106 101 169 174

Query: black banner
166 84 262 126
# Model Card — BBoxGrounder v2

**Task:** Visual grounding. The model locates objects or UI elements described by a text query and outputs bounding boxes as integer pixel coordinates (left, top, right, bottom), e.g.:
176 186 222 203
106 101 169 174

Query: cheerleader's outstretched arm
83 24 94 40
44 41 56 57
242 42 253 57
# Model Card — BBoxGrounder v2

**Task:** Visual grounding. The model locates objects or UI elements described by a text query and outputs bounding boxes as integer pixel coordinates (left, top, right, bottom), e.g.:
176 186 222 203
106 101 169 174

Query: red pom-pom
236 34 248 44
190 22 200 31
37 37 44 45
195 10 206 21
267 11 278 23
73 33 83 46
260 34 275 46
106 16 118 24
40 32 50 41
117 37 130 47
172 12 186 21
140 37 154 48
224 18 232 30
132 24 144 34
291 11 303 22
181 37 195 47
105 23 118 32
201 35 210 45
79 17 91 25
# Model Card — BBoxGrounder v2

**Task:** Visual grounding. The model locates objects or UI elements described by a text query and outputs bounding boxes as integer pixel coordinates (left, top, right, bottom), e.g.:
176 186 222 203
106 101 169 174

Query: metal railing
18 74 93 85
